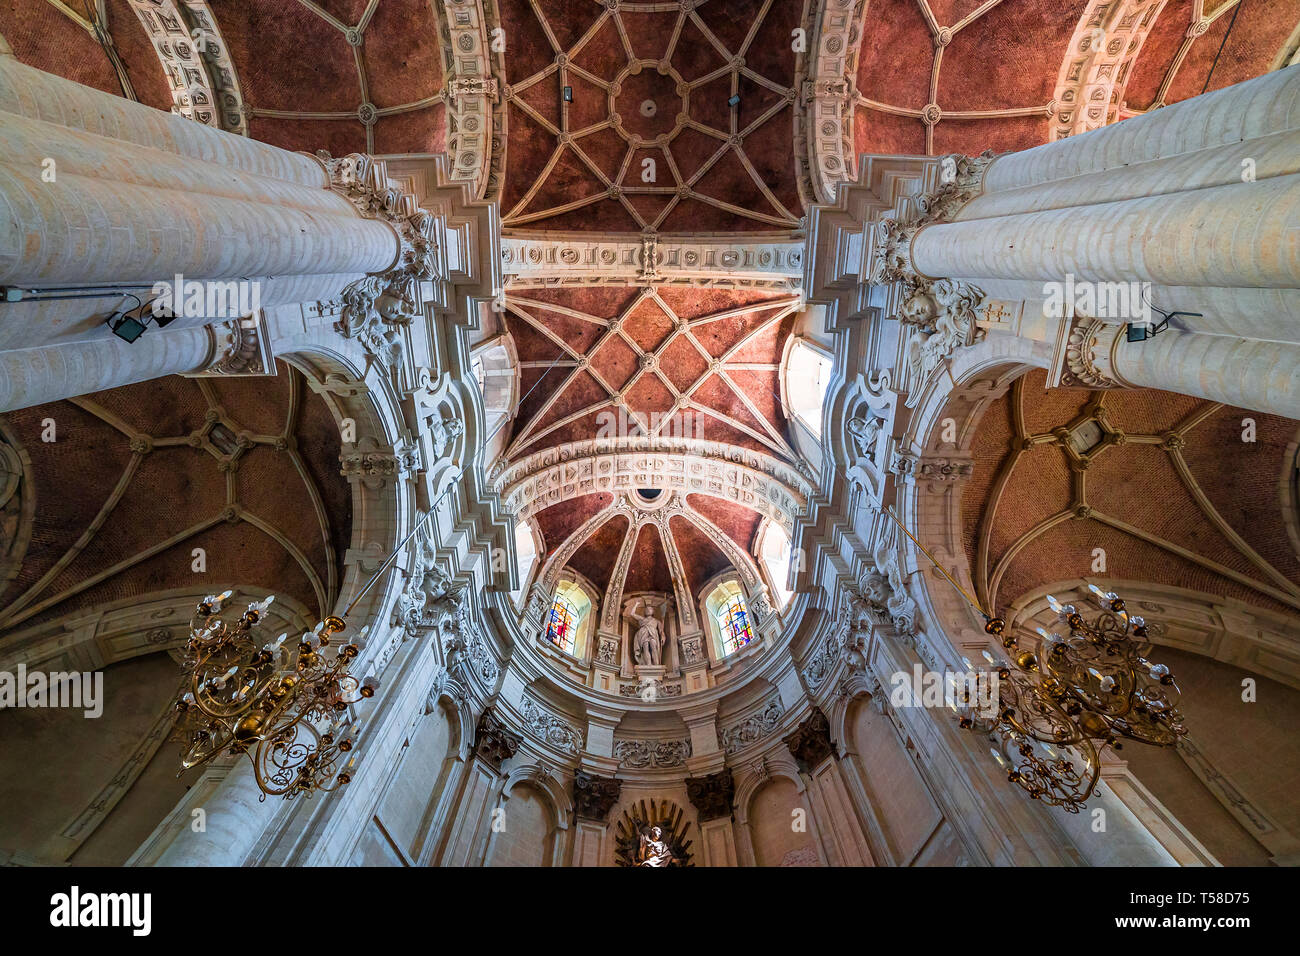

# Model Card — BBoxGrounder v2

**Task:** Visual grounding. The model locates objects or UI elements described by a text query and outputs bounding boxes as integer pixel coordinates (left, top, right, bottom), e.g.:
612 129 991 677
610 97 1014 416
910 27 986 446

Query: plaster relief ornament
614 799 693 867
847 414 882 468
626 598 666 666
316 152 438 368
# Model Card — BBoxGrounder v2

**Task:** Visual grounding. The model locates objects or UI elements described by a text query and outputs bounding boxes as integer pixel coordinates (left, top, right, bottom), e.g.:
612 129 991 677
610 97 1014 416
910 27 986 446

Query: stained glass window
546 595 579 654
717 596 754 656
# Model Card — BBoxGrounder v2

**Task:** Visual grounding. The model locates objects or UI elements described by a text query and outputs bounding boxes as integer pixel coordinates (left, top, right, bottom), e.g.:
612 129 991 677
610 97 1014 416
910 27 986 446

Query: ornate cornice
438 0 497 198
801 0 869 203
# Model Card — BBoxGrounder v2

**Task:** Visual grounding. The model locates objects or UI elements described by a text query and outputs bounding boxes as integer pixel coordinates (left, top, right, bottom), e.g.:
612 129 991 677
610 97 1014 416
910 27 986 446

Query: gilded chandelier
956 585 1187 812
172 591 378 800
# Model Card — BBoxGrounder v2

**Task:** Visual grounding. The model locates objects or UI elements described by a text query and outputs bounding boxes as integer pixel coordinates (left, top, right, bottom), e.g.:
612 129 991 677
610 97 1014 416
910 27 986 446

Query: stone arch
485 763 571 867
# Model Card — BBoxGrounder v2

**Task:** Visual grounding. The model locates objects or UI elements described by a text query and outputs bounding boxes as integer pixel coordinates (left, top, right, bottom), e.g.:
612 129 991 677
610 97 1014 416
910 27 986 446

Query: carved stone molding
685 768 736 822
783 707 836 773
1059 317 1128 389
520 695 584 756
473 707 521 770
719 696 785 755
314 152 438 367
496 440 810 528
125 0 247 134
439 0 498 198
801 0 869 203
184 313 273 378
501 236 804 290
1051 0 1166 140
573 770 622 821
613 737 692 769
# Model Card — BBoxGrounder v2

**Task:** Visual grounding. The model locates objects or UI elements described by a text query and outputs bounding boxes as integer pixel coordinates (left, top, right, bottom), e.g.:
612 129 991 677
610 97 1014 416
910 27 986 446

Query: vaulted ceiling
0 362 351 637
961 368 1300 621
496 0 808 233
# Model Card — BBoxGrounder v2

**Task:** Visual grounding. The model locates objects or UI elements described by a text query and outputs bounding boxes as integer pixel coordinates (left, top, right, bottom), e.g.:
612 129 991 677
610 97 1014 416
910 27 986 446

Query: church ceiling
851 0 1294 158
495 0 808 234
502 284 800 461
961 367 1300 621
0 361 351 636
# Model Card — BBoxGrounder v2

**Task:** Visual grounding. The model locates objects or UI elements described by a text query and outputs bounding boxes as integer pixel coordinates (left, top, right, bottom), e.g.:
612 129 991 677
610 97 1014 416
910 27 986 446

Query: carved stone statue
847 414 882 467
626 599 665 666
636 826 675 867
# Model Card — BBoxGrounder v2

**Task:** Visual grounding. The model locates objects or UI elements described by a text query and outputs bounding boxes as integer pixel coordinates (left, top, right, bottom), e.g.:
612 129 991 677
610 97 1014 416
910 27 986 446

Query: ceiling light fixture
882 507 1187 813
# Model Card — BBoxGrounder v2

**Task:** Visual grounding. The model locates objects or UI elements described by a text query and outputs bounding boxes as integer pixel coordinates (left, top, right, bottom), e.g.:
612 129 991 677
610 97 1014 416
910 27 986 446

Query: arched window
758 520 794 608
510 519 539 607
545 579 591 657
546 594 580 654
705 579 754 658
785 339 833 437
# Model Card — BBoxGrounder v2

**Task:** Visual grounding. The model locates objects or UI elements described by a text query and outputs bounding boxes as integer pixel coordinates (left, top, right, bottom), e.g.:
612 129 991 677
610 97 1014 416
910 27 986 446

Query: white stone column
0 55 404 407
908 67 1300 343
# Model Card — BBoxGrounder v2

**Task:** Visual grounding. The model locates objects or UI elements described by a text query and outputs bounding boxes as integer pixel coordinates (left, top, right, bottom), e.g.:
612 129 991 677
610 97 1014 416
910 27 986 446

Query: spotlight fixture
106 293 148 343
728 94 740 107
563 86 573 102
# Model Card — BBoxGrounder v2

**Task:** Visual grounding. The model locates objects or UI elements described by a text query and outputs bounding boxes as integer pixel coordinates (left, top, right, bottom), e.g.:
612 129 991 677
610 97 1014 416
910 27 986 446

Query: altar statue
636 826 674 867
626 599 665 666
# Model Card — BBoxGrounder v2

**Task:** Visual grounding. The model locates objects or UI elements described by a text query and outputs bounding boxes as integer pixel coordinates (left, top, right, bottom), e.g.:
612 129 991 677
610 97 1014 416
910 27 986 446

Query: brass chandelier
957 586 1187 812
884 508 1188 813
172 591 378 800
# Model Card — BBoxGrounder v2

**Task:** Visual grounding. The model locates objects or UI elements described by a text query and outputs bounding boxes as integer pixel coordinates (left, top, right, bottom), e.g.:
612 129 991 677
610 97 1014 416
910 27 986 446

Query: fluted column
0 55 412 409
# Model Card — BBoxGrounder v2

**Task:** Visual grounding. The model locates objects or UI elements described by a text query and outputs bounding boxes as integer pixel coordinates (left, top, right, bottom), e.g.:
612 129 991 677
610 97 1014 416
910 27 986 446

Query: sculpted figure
626 599 665 666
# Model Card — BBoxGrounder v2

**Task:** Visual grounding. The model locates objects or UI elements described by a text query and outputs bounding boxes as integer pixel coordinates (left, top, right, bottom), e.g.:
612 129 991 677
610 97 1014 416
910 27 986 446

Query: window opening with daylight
546 594 579 654
786 339 833 437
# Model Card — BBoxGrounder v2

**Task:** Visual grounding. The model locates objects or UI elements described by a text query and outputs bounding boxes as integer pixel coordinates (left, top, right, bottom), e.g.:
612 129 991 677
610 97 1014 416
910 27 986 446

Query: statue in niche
847 414 882 468
626 599 666 666
636 826 674 867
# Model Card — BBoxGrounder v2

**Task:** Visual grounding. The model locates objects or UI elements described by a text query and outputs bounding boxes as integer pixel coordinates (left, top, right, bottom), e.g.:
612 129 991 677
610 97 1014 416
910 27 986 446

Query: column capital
1051 316 1131 390
311 151 438 368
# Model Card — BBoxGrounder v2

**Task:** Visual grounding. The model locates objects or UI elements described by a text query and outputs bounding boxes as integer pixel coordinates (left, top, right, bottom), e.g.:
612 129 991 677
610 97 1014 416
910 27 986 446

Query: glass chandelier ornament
172 591 379 800
955 584 1188 812
882 507 1188 814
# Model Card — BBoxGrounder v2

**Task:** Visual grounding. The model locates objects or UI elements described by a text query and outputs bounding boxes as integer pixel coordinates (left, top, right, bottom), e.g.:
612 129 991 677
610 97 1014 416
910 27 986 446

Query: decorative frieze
613 738 692 770
519 696 584 756
501 236 804 290
719 696 784 755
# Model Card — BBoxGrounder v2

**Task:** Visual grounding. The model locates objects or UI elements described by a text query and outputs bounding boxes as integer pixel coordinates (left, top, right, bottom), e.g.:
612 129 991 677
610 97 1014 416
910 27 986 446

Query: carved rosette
783 707 836 773
685 768 735 822
315 152 438 367
573 770 622 821
473 707 521 771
